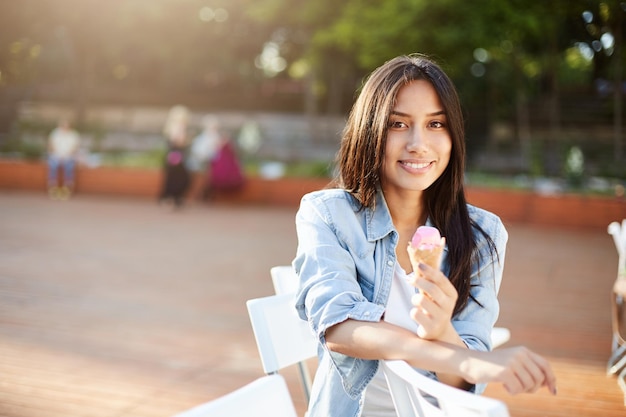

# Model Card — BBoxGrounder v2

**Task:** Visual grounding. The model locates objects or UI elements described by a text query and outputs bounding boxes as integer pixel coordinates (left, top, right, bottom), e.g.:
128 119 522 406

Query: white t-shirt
187 129 220 171
49 127 80 159
362 263 417 417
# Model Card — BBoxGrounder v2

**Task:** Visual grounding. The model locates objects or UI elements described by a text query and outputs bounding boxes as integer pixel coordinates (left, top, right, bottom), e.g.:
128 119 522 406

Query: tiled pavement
0 191 623 416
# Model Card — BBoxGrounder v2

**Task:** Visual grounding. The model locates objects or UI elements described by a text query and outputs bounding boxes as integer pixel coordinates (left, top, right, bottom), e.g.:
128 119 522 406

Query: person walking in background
158 105 191 209
292 54 556 417
47 117 81 200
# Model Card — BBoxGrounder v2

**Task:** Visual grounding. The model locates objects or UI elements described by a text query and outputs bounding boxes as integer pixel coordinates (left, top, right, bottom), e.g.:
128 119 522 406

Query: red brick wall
466 187 626 230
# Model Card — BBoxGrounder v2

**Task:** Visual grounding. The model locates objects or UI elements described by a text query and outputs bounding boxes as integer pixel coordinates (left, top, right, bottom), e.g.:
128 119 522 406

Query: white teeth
403 162 430 169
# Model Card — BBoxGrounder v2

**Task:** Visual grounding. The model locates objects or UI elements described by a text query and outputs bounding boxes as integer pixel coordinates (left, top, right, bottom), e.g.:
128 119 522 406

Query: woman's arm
325 318 557 395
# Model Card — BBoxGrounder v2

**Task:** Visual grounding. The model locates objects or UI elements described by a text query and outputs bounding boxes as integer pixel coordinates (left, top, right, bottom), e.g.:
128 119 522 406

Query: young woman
292 54 556 417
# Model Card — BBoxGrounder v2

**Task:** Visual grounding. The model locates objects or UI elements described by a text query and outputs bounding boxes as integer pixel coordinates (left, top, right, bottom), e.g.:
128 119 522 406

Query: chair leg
618 366 626 406
297 362 312 404
608 343 626 375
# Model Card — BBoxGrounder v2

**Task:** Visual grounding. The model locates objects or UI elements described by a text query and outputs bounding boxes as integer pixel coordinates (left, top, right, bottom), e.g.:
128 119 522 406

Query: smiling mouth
401 161 431 169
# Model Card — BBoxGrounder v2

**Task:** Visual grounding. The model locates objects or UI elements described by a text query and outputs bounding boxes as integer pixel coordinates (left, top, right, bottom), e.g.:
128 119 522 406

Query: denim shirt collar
365 188 397 243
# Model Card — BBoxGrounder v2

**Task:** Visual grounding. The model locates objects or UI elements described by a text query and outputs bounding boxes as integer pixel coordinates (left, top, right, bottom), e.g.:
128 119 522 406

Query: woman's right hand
462 346 557 395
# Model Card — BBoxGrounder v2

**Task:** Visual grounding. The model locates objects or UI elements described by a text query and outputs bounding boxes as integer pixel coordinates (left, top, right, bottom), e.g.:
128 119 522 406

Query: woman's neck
384 188 426 230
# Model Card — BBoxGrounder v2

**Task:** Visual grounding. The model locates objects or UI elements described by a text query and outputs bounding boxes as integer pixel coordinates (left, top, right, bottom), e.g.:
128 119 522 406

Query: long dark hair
334 54 494 315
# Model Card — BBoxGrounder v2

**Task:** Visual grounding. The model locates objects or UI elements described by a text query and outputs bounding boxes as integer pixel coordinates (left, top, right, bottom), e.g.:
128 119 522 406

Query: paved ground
0 191 623 416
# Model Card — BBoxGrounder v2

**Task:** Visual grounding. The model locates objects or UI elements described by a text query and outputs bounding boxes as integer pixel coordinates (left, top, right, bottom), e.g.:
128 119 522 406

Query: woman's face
380 79 452 197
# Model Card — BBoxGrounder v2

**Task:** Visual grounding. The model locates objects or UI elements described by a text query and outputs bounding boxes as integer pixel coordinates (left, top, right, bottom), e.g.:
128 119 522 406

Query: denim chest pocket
338 230 377 297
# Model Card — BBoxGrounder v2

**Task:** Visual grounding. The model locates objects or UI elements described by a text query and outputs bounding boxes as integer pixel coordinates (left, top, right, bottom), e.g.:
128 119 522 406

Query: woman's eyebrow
390 110 446 117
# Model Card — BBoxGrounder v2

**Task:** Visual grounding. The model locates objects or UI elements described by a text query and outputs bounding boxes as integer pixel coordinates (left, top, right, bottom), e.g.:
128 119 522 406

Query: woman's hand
462 346 558 395
409 262 458 340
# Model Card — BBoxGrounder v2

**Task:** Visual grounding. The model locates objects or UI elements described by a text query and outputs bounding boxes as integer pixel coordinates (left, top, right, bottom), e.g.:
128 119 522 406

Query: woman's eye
430 121 445 129
389 120 407 129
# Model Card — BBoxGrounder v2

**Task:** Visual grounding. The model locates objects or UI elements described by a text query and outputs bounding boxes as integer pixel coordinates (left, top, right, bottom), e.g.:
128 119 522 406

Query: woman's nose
406 128 425 150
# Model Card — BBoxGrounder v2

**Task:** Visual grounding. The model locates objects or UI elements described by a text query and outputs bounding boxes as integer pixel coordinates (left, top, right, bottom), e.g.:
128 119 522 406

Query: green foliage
0 137 45 160
98 149 165 169
243 159 333 178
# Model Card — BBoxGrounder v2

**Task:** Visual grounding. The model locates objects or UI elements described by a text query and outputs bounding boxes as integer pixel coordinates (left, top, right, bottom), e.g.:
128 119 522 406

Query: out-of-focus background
0 0 625 193
1 2 626 417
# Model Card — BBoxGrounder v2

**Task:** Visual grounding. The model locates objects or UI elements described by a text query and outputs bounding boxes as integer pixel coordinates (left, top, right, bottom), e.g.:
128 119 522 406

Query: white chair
246 292 318 407
490 327 510 348
607 219 626 403
382 360 511 417
608 219 626 279
271 265 300 296
172 374 297 417
271 265 511 349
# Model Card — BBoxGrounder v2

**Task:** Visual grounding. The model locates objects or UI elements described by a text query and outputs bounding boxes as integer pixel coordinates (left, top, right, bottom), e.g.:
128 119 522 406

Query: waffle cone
407 237 445 272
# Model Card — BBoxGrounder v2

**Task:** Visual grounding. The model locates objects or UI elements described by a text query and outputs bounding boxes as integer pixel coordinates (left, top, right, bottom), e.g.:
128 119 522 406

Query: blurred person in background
186 114 221 200
47 117 81 200
159 105 191 209
202 132 245 201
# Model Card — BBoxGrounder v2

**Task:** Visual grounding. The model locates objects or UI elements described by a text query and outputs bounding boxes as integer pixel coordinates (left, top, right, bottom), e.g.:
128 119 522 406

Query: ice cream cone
407 226 445 272
407 239 445 271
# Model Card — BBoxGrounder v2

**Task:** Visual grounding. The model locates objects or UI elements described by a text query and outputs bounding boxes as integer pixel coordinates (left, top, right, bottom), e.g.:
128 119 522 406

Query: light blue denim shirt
292 188 508 417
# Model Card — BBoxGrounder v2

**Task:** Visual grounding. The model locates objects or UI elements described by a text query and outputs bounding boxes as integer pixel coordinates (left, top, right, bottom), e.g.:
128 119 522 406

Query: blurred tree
245 0 361 115
0 0 275 129
0 0 622 174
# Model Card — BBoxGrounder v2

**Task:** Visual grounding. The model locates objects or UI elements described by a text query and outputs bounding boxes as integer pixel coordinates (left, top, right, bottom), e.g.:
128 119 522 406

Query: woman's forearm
325 318 557 395
325 318 470 387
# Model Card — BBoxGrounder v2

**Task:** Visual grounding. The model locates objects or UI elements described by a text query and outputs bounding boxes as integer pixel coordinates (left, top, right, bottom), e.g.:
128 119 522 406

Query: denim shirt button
387 260 394 266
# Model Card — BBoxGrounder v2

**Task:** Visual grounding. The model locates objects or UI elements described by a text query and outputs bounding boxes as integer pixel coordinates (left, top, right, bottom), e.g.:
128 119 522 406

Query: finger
517 350 557 394
410 305 430 323
530 351 557 395
516 361 542 394
417 263 457 298
412 278 443 302
410 270 451 299
411 294 433 315
499 368 521 395
413 279 457 315
524 353 554 393
410 307 437 339
411 291 451 318
506 349 556 395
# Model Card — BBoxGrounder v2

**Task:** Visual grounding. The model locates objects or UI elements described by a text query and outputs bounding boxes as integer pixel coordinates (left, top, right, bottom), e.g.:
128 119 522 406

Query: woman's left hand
408 262 458 340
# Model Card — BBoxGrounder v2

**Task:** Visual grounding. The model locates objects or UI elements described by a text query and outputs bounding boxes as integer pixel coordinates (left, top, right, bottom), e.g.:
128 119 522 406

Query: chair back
172 374 297 417
246 292 318 375
608 219 626 275
267 265 316 405
382 360 510 417
271 265 300 295
490 327 510 349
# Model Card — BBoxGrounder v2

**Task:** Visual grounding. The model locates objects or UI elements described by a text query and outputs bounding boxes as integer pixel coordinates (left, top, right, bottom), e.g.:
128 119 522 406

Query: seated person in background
47 118 81 200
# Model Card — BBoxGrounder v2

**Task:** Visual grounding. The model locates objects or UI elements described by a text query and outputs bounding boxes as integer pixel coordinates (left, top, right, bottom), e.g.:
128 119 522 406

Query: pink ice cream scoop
411 226 442 249
407 226 445 270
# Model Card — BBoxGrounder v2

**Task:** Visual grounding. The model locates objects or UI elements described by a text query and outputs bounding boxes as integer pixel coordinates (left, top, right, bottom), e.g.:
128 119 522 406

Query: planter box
466 187 625 230
0 160 623 229
0 160 330 206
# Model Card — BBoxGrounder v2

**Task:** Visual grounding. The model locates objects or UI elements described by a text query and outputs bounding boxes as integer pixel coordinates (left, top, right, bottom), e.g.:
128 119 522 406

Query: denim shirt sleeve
292 191 386 340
